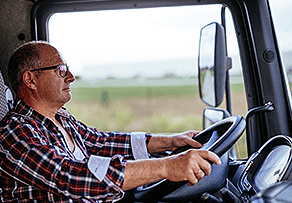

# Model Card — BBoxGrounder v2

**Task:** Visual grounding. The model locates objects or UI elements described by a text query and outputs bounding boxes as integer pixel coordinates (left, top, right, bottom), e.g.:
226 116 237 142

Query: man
0 41 221 202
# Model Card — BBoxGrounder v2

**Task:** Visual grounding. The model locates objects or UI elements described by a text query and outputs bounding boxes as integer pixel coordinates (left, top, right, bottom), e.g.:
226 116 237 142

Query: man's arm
122 149 221 191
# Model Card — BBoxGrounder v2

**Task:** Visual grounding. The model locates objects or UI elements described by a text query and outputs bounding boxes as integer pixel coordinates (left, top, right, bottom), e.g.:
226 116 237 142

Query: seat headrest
0 71 13 120
5 85 13 110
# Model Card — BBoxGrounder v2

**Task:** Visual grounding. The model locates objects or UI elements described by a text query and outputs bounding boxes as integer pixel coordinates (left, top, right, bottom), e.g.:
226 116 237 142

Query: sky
48 1 292 79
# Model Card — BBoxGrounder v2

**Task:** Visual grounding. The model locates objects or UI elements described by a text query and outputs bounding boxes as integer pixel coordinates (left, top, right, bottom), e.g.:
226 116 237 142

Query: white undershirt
72 139 85 160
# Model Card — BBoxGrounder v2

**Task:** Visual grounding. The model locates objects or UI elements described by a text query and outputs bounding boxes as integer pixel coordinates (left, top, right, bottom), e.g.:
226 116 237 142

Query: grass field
66 82 248 158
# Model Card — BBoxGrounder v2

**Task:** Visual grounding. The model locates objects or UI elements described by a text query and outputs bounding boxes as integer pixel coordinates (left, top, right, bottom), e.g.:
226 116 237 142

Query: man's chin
60 93 72 105
65 94 72 103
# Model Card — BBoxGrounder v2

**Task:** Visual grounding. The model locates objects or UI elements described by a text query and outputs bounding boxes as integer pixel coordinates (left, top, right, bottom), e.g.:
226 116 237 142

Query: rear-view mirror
198 22 227 107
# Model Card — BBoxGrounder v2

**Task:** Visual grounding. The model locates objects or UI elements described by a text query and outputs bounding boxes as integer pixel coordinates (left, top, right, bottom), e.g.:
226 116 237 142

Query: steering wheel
125 115 246 202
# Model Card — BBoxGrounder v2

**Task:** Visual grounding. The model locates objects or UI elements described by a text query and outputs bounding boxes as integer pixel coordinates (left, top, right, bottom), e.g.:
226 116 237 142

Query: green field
67 85 202 132
66 83 248 158
70 85 200 101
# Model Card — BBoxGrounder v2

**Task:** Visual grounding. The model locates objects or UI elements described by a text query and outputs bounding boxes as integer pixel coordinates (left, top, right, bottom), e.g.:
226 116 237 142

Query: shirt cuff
131 132 150 160
88 155 111 181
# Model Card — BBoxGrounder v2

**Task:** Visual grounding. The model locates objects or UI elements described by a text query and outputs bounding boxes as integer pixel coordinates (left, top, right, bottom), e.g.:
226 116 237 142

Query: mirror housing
203 107 230 129
198 22 228 107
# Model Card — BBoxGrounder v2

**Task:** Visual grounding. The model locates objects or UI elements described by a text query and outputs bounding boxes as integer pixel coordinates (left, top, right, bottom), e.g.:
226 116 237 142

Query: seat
0 71 13 120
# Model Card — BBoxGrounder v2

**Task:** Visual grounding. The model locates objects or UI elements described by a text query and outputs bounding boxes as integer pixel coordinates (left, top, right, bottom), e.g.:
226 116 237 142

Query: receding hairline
15 41 53 51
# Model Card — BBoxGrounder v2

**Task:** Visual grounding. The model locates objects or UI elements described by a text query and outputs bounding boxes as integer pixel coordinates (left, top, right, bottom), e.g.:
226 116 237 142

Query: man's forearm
147 135 172 154
122 158 166 191
122 148 221 191
122 131 212 191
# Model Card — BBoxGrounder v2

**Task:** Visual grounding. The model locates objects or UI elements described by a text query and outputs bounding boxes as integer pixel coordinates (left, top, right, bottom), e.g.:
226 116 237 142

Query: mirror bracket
227 57 232 71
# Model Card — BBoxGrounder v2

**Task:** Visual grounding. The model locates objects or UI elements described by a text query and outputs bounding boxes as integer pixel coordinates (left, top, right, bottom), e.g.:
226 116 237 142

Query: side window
269 0 292 102
48 4 247 158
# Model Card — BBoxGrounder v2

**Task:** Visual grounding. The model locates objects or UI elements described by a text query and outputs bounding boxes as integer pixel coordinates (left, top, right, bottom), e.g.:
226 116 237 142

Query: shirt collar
15 99 47 122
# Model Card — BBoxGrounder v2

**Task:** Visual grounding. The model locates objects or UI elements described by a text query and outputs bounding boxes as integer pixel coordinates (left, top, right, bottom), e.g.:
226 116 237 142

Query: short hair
8 41 52 93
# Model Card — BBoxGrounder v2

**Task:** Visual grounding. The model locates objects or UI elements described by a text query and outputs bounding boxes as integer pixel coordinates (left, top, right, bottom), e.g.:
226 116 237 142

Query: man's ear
22 71 38 90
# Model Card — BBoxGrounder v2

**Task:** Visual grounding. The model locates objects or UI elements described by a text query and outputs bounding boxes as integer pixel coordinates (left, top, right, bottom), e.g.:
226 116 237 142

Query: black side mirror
198 22 228 107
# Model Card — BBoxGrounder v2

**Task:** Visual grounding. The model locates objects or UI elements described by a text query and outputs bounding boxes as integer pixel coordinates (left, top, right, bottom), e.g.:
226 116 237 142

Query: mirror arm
221 6 233 115
226 72 232 114
225 57 233 114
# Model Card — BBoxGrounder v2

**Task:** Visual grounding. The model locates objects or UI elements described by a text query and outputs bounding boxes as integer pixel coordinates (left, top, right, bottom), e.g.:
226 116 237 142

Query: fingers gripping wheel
133 115 246 202
173 115 246 157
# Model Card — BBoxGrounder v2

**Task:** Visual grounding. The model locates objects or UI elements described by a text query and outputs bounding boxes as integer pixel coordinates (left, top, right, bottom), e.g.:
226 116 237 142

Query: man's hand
163 149 221 186
169 130 202 151
147 130 202 154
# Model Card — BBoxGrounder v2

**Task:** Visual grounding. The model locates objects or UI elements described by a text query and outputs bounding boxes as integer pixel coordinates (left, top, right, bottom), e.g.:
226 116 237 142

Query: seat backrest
0 71 13 120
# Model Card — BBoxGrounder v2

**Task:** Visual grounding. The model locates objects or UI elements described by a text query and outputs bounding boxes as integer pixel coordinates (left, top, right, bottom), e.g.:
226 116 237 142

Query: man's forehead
38 44 60 57
37 44 65 66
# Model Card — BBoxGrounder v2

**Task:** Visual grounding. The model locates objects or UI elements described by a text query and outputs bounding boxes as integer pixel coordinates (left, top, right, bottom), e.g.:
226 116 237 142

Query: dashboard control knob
201 192 223 203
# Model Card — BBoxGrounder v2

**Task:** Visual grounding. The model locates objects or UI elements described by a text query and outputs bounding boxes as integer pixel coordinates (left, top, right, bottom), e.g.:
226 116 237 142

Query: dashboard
253 145 291 191
234 135 292 201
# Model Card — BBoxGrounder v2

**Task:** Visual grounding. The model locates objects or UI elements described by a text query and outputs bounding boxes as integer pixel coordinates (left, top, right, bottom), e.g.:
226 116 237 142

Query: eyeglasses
30 64 69 77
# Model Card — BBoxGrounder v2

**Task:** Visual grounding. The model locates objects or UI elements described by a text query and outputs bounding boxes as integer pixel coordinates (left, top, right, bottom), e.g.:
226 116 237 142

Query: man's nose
66 70 75 83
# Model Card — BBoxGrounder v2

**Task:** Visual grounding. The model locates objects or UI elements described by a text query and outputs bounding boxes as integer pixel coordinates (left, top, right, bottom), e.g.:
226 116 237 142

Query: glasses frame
30 64 69 77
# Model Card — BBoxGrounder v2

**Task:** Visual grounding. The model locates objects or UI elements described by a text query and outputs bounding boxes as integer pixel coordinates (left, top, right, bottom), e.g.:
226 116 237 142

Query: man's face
33 44 75 107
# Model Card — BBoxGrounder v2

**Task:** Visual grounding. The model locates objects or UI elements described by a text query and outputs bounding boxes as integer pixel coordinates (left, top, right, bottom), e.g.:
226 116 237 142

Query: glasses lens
58 65 68 77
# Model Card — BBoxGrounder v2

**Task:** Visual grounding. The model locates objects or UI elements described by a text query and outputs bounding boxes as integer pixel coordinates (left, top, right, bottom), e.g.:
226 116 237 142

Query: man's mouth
63 86 71 91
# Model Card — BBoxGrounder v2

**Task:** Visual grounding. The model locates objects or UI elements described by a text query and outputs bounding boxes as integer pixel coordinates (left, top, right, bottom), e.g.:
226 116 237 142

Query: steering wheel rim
173 115 245 157
132 115 246 202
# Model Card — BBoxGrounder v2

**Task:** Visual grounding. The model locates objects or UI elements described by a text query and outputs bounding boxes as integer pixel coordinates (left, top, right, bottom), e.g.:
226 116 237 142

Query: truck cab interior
1 0 292 202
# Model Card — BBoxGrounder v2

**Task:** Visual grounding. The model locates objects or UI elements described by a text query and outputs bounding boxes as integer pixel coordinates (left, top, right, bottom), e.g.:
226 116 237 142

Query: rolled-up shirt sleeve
87 132 150 193
87 132 150 181
130 132 150 160
74 120 152 194
88 155 112 181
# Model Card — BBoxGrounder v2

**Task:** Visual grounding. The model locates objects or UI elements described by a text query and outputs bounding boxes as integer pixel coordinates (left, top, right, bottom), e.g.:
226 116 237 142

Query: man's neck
19 92 62 121
22 97 75 152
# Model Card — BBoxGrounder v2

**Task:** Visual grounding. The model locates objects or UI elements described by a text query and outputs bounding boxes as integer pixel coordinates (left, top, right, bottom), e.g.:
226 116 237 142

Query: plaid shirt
0 100 148 202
